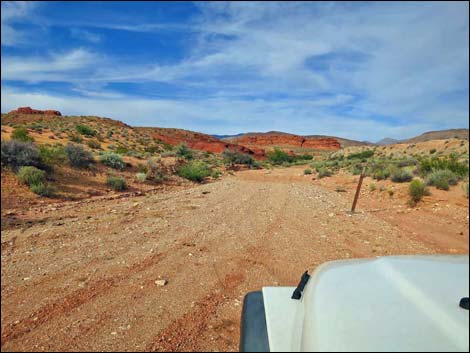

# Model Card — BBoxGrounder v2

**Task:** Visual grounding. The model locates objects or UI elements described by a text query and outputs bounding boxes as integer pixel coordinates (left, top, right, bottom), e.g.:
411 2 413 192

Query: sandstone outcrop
10 107 62 116
226 132 341 151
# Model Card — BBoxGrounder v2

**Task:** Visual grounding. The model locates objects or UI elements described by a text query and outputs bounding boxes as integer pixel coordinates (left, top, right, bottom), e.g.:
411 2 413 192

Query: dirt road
1 166 468 351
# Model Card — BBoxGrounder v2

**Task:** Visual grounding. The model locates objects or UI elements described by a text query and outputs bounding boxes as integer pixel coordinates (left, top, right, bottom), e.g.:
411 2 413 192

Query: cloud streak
1 1 468 140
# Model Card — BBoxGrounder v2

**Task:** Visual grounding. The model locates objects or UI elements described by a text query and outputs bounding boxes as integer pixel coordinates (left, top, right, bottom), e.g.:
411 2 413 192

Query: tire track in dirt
1 252 166 348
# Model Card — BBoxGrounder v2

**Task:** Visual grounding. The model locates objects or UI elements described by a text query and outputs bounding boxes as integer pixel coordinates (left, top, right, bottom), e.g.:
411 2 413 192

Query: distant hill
376 137 400 145
220 131 369 148
305 135 372 148
402 128 469 143
212 133 245 139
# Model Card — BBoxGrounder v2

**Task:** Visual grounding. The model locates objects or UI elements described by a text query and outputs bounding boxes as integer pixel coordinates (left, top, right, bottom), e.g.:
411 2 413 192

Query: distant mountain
376 137 400 145
402 128 469 143
212 133 245 139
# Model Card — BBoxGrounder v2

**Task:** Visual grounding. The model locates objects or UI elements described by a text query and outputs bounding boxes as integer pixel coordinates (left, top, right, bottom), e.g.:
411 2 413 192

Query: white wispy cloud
1 1 468 140
1 1 38 46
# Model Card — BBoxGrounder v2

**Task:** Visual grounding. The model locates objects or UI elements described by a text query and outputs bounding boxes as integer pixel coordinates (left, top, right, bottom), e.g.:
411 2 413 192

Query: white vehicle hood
262 255 469 352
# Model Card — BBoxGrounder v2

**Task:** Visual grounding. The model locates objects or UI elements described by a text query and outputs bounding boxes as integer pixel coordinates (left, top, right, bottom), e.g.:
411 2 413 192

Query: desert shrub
69 133 83 143
267 148 293 165
1 140 42 171
100 152 125 170
107 176 127 191
211 170 222 179
222 149 255 166
430 148 436 154
397 158 418 168
295 154 314 161
426 170 458 190
369 183 376 192
317 168 332 178
144 144 161 154
12 127 34 142
408 179 428 206
350 164 363 175
65 143 94 168
347 149 374 160
373 169 390 180
390 169 413 183
17 166 46 186
106 130 114 138
161 151 176 157
115 146 129 155
87 139 101 149
464 183 469 198
147 157 165 182
39 145 66 166
75 124 96 136
29 182 52 196
304 168 312 175
335 186 346 192
418 156 468 177
175 144 193 160
177 160 210 182
135 173 147 183
388 189 394 197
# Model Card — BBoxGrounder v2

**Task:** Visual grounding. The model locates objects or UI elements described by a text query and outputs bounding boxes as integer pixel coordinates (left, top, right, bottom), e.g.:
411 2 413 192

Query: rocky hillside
402 128 469 143
1 109 263 158
136 127 265 158
223 131 341 152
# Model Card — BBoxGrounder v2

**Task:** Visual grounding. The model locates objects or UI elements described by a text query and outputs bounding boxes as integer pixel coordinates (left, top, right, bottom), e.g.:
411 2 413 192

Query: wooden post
351 166 366 213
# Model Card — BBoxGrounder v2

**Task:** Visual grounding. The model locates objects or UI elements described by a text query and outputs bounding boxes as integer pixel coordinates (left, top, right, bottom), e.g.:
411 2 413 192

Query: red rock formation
227 133 341 151
136 128 266 159
10 107 61 116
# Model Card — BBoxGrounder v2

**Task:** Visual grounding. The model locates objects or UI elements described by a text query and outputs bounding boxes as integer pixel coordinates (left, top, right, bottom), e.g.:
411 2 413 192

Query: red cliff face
227 133 341 151
136 128 266 159
10 107 62 116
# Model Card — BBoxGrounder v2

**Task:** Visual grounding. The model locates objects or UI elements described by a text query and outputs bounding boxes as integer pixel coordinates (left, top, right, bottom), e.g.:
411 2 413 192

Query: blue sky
1 1 468 141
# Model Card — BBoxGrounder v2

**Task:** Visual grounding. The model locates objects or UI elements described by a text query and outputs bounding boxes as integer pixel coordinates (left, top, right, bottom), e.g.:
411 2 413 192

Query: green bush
176 144 193 160
1 140 42 171
317 168 332 178
426 170 459 190
100 152 125 170
39 145 66 166
12 127 34 142
30 182 52 196
211 170 222 179
267 148 293 165
75 124 96 136
390 169 413 183
350 164 363 175
17 166 46 186
418 156 468 177
115 146 129 155
87 139 101 149
373 169 390 180
223 149 255 166
69 133 83 143
294 154 314 161
107 176 127 191
135 173 147 183
65 143 94 168
147 157 165 182
347 150 374 160
304 168 312 175
177 160 210 182
408 179 428 206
